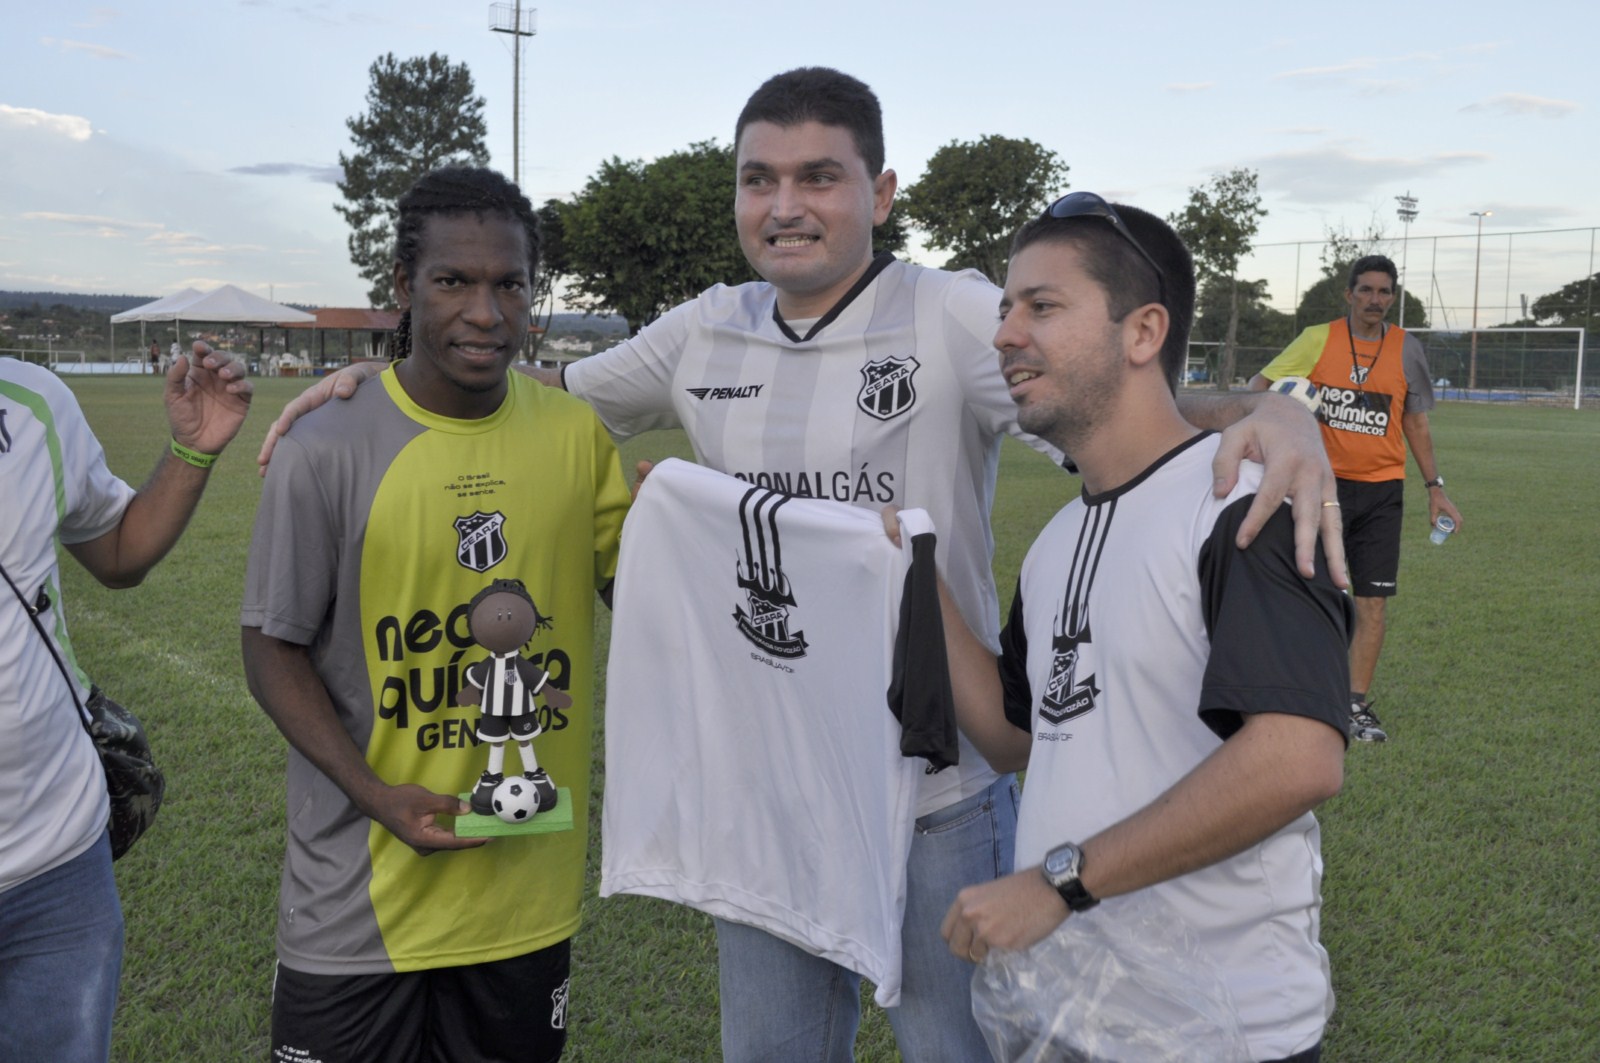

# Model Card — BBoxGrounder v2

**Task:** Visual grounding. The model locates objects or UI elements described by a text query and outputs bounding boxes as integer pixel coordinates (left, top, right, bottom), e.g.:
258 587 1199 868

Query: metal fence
1243 225 1599 334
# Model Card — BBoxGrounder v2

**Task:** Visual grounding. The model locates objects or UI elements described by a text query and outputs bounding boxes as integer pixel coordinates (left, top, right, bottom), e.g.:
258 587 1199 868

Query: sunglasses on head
1044 192 1166 303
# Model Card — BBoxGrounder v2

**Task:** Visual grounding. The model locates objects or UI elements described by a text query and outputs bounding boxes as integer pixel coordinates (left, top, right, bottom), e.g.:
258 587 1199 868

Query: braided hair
390 166 542 361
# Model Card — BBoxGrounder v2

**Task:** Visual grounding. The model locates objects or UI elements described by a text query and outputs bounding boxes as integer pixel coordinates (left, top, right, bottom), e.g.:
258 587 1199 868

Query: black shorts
1337 478 1403 598
270 939 570 1063
476 712 541 742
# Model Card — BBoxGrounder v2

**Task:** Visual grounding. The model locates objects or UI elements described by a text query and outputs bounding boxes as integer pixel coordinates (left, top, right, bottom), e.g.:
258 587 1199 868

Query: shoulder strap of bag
0 559 95 730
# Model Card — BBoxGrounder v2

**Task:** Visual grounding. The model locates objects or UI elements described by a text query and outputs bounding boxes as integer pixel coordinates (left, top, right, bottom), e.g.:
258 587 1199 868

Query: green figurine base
454 786 574 838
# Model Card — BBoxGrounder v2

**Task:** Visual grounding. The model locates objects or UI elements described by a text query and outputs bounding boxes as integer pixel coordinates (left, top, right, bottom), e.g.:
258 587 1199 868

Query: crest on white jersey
732 487 808 659
857 355 920 420
454 510 508 572
1039 500 1110 726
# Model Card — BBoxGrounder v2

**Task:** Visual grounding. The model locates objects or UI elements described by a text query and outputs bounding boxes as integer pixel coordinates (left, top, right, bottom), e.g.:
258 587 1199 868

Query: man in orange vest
1251 255 1463 742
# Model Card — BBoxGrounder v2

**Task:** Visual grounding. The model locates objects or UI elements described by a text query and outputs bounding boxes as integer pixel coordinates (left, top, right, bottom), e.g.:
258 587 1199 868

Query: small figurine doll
456 578 573 817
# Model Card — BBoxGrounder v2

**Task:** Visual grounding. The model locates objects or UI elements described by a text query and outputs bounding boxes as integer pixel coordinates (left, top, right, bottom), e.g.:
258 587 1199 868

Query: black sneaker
524 769 559 813
470 771 504 816
1351 701 1388 743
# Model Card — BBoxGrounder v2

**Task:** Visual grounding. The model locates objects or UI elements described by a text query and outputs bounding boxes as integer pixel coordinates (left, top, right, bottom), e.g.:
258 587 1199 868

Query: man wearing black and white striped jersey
936 197 1348 1063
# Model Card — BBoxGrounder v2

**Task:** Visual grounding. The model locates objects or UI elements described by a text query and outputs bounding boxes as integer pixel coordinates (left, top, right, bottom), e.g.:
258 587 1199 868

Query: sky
3 0 1596 326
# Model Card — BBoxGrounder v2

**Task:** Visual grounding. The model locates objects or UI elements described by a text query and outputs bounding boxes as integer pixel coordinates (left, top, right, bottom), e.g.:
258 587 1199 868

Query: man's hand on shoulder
516 363 565 389
257 360 386 475
1210 393 1348 588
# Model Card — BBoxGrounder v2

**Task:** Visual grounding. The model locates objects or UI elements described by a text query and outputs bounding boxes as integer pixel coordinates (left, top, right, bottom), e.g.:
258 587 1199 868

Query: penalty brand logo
731 487 808 659
1040 502 1111 727
0 407 10 454
686 384 765 401
454 511 509 572
857 355 919 421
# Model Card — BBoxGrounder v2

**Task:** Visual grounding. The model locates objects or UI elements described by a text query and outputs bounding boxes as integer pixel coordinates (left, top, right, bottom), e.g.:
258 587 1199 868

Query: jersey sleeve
1401 332 1435 413
997 581 1034 735
1196 496 1351 743
43 372 135 545
563 302 695 440
944 270 1066 466
1258 326 1325 382
239 432 339 645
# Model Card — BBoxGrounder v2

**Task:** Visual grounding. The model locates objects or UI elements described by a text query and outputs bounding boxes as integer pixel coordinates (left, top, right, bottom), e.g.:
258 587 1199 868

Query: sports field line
66 600 257 709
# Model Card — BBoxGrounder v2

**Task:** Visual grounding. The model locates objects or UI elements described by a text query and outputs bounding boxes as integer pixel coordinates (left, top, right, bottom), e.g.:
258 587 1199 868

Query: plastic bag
971 889 1250 1063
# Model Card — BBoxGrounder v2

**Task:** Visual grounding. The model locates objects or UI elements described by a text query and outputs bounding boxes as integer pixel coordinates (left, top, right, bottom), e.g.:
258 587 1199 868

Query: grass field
50 376 1600 1061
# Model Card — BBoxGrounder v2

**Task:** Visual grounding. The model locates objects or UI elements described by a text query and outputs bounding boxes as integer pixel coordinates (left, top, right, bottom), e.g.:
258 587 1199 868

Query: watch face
1045 844 1079 879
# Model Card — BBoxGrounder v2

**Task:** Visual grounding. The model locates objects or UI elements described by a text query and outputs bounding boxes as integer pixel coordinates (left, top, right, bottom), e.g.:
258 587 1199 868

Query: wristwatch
1041 841 1099 912
1424 476 1445 489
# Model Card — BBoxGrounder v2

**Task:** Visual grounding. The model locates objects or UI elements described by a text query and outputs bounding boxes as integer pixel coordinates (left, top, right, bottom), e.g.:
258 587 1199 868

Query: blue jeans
0 830 124 1063
717 775 1019 1063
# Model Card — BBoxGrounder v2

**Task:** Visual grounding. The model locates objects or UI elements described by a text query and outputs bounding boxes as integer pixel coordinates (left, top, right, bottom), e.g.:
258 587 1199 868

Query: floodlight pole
1469 210 1493 390
1395 192 1418 327
489 3 537 185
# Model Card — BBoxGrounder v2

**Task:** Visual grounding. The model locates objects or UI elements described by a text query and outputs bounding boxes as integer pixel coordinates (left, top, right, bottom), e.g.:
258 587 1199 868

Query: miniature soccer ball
492 776 540 823
1269 376 1322 414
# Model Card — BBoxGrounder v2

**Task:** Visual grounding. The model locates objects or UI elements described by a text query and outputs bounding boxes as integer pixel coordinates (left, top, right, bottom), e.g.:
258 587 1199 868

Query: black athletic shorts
1337 477 1403 598
476 712 541 742
270 938 570 1063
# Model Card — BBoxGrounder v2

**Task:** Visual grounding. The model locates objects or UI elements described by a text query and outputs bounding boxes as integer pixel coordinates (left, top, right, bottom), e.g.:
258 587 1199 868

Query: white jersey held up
600 459 950 1006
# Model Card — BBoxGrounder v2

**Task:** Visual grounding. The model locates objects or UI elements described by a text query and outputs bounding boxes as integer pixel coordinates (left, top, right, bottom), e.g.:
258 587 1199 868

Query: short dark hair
735 67 886 176
390 166 541 360
1009 202 1196 391
1347 254 1398 290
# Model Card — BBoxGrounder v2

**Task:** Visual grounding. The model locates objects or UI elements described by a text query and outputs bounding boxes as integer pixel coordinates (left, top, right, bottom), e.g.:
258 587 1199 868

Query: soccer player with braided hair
242 165 629 1062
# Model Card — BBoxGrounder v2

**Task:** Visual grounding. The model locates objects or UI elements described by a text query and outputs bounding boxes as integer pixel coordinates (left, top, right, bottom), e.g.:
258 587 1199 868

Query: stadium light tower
1469 210 1493 390
489 2 537 185
1395 192 1419 327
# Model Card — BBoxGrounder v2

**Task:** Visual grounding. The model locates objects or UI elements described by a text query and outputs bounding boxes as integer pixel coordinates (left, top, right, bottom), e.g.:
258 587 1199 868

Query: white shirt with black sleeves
1003 432 1351 1062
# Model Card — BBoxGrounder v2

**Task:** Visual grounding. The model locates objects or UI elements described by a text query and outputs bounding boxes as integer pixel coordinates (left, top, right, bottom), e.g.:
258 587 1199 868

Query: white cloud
1166 82 1215 94
22 211 161 233
40 36 132 60
1461 94 1578 119
0 104 93 141
1255 146 1490 205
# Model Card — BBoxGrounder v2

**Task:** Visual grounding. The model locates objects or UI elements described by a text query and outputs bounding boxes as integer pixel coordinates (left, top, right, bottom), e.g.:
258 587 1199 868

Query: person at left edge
240 166 629 1063
2 344 252 1063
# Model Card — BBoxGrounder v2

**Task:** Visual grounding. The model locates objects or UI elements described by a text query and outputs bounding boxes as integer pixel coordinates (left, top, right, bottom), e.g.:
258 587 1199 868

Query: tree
335 53 489 307
527 199 566 358
898 135 1068 285
1530 271 1600 332
558 141 755 333
1168 169 1267 390
1192 276 1294 380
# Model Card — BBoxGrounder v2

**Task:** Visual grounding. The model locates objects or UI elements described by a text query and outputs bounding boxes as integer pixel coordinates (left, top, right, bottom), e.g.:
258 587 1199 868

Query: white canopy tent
110 284 314 368
110 288 203 366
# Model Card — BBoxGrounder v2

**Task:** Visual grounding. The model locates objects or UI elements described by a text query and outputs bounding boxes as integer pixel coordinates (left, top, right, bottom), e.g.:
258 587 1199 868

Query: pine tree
335 53 489 307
